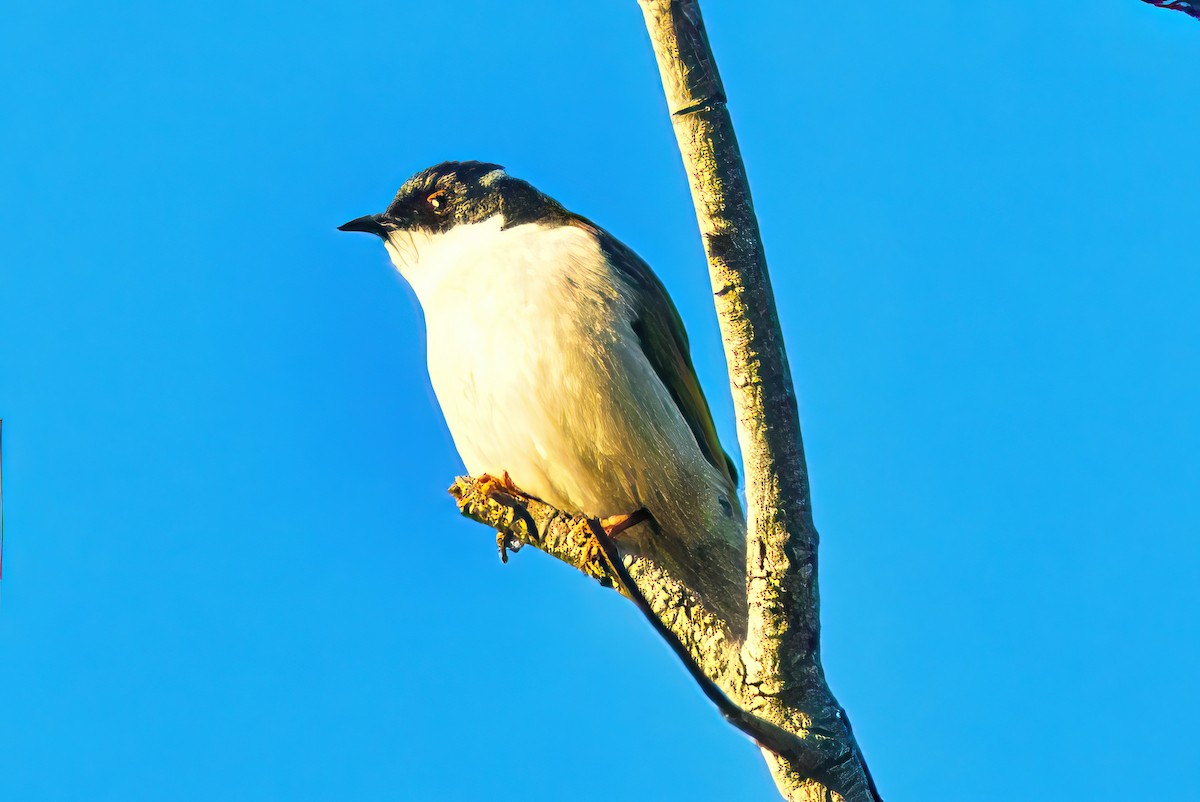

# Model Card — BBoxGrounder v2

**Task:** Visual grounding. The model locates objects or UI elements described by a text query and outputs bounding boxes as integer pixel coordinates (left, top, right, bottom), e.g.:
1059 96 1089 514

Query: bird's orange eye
426 190 448 212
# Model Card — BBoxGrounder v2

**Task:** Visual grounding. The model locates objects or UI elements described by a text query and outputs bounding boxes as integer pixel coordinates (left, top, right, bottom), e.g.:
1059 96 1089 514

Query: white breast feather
383 215 731 536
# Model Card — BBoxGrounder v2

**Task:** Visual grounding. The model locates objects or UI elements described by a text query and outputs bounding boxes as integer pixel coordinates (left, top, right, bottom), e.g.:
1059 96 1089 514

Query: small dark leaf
1140 0 1200 21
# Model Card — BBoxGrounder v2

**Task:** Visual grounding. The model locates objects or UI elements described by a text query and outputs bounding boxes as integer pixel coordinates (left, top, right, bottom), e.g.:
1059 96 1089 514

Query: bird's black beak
338 214 389 237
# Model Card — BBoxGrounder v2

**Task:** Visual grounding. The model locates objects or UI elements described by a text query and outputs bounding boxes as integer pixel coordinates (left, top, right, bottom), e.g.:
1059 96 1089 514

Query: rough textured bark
452 477 851 788
449 3 882 800
451 477 742 695
636 2 879 799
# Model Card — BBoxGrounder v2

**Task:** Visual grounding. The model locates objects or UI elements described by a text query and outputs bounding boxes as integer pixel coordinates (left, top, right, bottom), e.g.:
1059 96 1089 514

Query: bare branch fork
451 2 881 800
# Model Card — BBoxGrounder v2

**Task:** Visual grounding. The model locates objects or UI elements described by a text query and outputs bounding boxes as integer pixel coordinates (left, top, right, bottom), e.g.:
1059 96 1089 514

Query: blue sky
1 2 1196 800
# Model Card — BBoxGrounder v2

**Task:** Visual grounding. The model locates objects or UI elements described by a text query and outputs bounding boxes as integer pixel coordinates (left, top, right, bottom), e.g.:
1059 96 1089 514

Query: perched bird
340 161 744 618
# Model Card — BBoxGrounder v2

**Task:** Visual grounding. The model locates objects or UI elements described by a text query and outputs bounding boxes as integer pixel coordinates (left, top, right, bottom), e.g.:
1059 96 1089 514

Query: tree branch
450 476 741 699
637 1 880 799
450 476 850 786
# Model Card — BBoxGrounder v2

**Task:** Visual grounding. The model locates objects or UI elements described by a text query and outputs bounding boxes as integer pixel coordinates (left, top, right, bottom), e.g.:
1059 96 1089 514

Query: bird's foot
471 473 534 564
599 508 652 540
495 530 522 564
475 471 527 500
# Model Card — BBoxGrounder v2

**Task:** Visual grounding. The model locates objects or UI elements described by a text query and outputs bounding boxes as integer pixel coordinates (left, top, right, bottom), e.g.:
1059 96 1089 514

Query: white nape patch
478 168 507 186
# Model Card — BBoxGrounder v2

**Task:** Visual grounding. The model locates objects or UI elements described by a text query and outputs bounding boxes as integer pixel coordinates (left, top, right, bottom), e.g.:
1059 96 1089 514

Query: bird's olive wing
571 218 739 489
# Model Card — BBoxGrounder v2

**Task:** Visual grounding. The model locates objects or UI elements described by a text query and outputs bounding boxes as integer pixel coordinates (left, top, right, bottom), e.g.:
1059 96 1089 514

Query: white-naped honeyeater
340 161 745 622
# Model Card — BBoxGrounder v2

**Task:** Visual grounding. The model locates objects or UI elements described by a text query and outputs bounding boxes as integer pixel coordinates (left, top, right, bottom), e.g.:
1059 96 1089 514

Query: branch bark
451 477 842 776
448 3 883 799
638 2 879 799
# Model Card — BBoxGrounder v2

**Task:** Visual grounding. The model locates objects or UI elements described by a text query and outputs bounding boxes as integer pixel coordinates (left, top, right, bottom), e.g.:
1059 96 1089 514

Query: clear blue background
2 2 1196 799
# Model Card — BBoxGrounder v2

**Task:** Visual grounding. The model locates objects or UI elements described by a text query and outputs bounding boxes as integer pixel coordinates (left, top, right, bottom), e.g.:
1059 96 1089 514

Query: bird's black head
338 161 570 238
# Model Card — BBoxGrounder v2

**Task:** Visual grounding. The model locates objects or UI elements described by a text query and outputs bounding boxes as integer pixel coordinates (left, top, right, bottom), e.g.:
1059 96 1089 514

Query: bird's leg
570 509 653 589
572 517 615 588
599 508 652 540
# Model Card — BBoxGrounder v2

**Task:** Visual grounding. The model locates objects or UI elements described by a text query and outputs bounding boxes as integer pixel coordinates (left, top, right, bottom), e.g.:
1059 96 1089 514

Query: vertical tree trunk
636 3 880 799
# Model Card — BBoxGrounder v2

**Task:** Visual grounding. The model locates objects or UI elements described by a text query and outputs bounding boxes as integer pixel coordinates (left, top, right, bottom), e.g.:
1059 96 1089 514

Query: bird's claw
475 471 526 500
453 473 535 563
496 530 523 563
